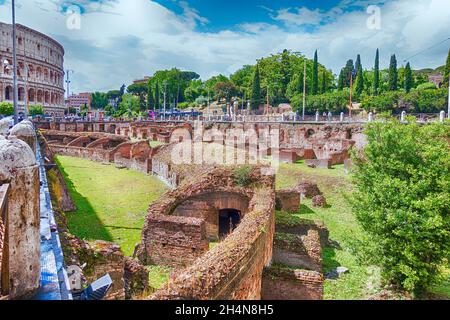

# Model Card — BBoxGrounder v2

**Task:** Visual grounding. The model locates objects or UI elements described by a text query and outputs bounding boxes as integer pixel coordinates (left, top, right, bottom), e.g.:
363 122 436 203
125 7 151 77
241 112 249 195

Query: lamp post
11 0 19 124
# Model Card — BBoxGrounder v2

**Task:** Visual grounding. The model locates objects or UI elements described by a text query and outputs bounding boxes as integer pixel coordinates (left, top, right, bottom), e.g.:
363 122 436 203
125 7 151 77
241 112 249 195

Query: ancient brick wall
173 192 250 240
142 214 209 267
261 267 323 300
143 167 276 300
50 145 113 162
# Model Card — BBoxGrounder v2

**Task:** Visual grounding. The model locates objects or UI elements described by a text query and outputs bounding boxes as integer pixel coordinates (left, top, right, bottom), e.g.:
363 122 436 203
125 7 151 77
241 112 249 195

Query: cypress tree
355 54 362 74
296 71 304 94
155 81 160 109
251 64 262 110
147 81 154 110
374 49 380 95
355 62 364 96
321 70 327 94
444 49 450 88
404 62 413 93
338 69 345 90
388 54 398 91
312 50 319 95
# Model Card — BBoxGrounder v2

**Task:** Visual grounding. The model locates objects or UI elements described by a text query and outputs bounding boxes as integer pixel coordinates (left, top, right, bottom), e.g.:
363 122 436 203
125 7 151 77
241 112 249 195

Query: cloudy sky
0 0 449 94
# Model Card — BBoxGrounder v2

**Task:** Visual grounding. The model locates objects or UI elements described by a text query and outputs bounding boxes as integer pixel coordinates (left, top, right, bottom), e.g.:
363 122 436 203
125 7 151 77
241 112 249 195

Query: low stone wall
141 167 276 300
143 214 209 267
275 190 300 213
261 267 323 300
50 144 113 163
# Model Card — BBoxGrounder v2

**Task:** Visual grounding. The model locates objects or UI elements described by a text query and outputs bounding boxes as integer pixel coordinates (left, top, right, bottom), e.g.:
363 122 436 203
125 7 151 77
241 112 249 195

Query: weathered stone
124 257 149 300
295 182 322 199
0 138 39 299
312 195 327 208
275 190 300 213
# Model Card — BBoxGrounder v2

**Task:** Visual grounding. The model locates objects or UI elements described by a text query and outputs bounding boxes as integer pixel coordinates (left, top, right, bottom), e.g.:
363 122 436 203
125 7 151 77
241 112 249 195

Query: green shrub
233 165 253 187
350 119 450 293
360 91 403 112
291 90 350 113
0 102 13 116
415 82 437 90
29 105 44 117
401 88 448 113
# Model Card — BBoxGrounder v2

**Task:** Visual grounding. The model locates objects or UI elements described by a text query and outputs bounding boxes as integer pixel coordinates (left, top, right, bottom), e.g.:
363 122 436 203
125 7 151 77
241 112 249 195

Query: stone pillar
401 111 406 122
440 111 445 123
9 120 37 155
0 138 40 299
368 112 373 122
340 112 344 122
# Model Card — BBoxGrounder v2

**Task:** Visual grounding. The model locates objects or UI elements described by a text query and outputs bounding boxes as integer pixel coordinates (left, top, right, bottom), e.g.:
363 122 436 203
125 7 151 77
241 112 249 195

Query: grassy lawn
56 155 168 256
276 161 449 300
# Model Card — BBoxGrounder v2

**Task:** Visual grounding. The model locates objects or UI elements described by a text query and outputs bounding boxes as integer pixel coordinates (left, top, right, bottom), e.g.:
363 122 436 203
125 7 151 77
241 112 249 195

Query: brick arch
4 85 12 100
172 191 250 241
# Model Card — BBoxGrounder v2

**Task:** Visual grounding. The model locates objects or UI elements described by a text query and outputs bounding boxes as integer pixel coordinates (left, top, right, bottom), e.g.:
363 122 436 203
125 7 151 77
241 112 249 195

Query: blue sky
0 0 448 93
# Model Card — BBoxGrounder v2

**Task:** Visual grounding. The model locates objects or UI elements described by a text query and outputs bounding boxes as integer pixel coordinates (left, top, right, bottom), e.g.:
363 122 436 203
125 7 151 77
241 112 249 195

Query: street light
11 0 19 124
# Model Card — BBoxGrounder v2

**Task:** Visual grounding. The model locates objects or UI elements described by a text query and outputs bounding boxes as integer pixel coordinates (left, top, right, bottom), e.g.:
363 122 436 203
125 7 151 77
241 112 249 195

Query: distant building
67 92 91 112
428 74 444 88
133 77 150 85
0 22 65 116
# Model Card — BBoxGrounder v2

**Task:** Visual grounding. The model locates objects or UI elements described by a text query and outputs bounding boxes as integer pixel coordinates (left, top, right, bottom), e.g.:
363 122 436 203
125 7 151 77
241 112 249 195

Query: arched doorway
219 209 241 238
5 86 12 100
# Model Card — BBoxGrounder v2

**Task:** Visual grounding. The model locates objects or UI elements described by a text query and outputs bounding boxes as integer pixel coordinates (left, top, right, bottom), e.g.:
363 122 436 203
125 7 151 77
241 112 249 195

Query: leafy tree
215 81 237 103
91 92 108 110
0 102 13 116
29 105 44 117
444 49 450 88
339 60 354 89
338 69 345 90
321 70 327 94
251 64 262 109
374 49 380 95
117 84 126 105
355 54 362 75
404 62 413 93
388 54 398 91
312 50 319 95
147 81 154 110
280 49 292 97
155 81 160 109
117 93 139 118
350 119 450 294
355 56 364 96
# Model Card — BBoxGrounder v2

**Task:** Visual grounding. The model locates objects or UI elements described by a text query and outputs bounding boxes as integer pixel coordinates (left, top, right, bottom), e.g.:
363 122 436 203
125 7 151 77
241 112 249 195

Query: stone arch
37 90 43 103
51 93 55 104
18 87 25 101
5 85 12 100
218 208 242 237
44 91 50 104
36 66 42 80
172 191 250 241
28 88 36 102
43 69 49 82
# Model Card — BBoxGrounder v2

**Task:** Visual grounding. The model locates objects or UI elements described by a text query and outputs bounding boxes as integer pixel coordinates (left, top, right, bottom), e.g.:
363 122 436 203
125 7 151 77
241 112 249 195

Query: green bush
177 102 191 109
291 90 350 113
415 82 437 90
401 88 448 113
29 105 44 117
360 91 403 112
0 102 13 116
350 119 450 293
233 165 253 187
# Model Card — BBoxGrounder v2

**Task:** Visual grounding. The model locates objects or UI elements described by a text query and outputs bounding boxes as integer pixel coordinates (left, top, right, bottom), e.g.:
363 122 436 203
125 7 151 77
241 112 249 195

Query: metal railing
0 184 10 298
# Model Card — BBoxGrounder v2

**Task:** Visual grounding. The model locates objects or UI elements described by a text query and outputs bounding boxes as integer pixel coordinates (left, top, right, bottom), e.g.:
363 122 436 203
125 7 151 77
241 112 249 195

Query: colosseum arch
27 64 34 78
36 66 42 80
43 69 49 82
37 90 43 103
4 85 12 100
28 88 36 102
18 87 25 101
51 93 55 105
44 91 50 104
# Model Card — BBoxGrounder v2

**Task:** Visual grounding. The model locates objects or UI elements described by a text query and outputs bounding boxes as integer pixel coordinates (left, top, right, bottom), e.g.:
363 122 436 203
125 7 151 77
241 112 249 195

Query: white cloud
0 0 448 93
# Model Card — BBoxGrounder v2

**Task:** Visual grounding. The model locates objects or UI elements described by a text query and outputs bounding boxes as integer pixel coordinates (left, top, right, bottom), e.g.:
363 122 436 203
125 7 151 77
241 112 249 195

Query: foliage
312 50 319 95
233 165 253 187
416 82 437 90
402 88 448 113
91 92 109 110
374 49 380 95
29 105 44 117
404 62 413 93
355 59 364 96
388 55 398 91
116 93 140 117
251 64 262 109
214 81 238 103
0 102 14 116
350 120 450 293
291 90 350 114
361 91 401 112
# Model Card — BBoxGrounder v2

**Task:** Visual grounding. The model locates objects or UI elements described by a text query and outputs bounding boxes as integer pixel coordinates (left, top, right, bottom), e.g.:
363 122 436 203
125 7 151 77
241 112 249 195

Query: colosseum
0 22 65 116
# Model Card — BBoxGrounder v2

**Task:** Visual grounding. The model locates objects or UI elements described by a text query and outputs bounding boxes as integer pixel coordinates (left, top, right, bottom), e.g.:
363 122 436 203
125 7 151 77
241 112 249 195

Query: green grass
276 162 450 300
149 140 166 148
56 155 168 256
147 265 173 290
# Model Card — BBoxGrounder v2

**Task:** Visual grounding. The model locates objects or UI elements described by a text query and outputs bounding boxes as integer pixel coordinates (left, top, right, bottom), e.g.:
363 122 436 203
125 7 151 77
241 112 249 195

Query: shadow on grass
55 157 114 243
